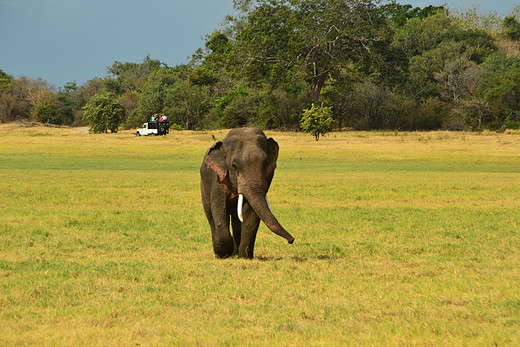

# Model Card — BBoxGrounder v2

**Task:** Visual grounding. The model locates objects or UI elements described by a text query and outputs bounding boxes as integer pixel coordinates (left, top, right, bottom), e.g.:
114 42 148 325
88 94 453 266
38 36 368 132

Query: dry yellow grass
1 123 519 345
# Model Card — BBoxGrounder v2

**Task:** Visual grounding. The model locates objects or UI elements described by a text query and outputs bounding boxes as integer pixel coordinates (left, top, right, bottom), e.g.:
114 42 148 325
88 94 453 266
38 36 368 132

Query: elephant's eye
231 162 239 171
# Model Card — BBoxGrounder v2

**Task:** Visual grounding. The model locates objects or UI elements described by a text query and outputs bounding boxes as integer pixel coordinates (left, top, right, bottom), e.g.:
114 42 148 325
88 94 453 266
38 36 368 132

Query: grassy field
1 123 519 345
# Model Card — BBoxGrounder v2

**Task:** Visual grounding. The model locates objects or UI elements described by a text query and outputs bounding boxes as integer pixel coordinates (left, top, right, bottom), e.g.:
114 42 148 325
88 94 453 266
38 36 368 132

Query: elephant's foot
213 236 235 258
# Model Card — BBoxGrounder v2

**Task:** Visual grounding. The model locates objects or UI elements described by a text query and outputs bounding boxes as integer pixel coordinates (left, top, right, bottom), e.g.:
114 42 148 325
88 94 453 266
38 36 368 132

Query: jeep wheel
136 132 140 137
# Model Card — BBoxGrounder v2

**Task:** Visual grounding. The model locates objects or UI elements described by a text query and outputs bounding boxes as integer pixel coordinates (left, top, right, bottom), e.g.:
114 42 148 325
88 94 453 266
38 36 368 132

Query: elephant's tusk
266 195 273 213
237 194 244 222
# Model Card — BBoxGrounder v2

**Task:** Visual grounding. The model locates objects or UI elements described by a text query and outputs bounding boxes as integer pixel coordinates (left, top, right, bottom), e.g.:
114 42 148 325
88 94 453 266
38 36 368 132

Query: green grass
1 124 519 345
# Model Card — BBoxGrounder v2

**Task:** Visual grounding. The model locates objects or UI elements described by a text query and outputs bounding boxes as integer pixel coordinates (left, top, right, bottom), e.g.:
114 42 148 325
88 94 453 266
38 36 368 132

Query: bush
504 120 520 130
257 91 302 130
300 103 334 141
215 86 258 128
218 94 259 128
350 81 401 130
34 101 60 124
398 97 451 130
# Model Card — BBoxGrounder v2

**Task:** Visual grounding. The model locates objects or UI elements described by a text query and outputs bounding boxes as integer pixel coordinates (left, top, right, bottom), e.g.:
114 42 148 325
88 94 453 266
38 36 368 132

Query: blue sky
1 0 518 87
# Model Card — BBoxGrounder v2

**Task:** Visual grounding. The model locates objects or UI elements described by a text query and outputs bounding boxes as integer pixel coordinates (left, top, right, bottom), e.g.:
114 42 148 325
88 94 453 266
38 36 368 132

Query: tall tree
232 0 392 103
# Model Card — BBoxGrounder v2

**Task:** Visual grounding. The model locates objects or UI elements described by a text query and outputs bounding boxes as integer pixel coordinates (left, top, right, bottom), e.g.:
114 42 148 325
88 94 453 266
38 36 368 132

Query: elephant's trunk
240 190 295 244
238 194 273 222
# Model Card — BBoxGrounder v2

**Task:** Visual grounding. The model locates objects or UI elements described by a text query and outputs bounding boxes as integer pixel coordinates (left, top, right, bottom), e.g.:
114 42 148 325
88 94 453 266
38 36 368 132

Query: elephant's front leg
237 201 260 259
210 190 234 258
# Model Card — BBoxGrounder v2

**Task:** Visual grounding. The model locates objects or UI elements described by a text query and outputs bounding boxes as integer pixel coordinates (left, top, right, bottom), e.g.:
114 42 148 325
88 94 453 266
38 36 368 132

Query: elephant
200 128 295 259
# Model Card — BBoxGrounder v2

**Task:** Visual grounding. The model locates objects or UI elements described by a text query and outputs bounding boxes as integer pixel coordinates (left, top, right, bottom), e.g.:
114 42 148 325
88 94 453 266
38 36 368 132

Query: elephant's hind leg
231 214 242 256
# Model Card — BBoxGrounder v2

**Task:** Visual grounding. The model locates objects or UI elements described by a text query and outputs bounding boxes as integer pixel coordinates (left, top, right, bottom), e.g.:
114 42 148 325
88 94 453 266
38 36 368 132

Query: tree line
1 0 520 133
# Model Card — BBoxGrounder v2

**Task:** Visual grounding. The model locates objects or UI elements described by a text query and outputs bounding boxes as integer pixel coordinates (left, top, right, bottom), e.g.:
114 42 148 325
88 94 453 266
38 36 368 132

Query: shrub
399 97 451 130
300 103 334 141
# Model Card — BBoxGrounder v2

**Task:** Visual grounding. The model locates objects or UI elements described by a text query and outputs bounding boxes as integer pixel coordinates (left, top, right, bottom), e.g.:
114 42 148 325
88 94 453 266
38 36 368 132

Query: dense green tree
320 75 356 131
393 10 454 58
33 98 60 124
82 93 125 133
164 80 213 130
232 0 393 103
204 30 232 68
188 66 219 87
55 82 84 125
444 29 497 64
214 85 251 128
476 53 520 129
394 10 497 102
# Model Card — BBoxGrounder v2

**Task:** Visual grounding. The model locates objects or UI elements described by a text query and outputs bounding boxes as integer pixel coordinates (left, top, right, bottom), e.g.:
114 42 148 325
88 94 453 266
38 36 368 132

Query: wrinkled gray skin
200 128 295 259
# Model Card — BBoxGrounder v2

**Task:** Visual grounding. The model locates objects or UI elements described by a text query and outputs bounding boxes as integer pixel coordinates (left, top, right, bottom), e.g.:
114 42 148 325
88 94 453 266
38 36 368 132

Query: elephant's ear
266 138 279 178
204 141 228 181
204 142 235 196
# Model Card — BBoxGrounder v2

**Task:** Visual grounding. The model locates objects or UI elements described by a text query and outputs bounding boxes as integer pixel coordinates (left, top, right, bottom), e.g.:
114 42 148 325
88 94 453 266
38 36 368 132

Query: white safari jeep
136 121 170 137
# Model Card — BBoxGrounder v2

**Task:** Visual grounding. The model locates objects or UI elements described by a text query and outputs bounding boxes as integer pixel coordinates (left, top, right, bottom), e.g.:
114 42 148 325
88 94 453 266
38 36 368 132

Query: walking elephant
200 128 295 259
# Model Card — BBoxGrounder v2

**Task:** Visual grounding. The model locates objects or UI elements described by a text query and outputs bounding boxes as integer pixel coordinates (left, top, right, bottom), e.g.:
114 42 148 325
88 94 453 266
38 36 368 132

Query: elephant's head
203 128 295 244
